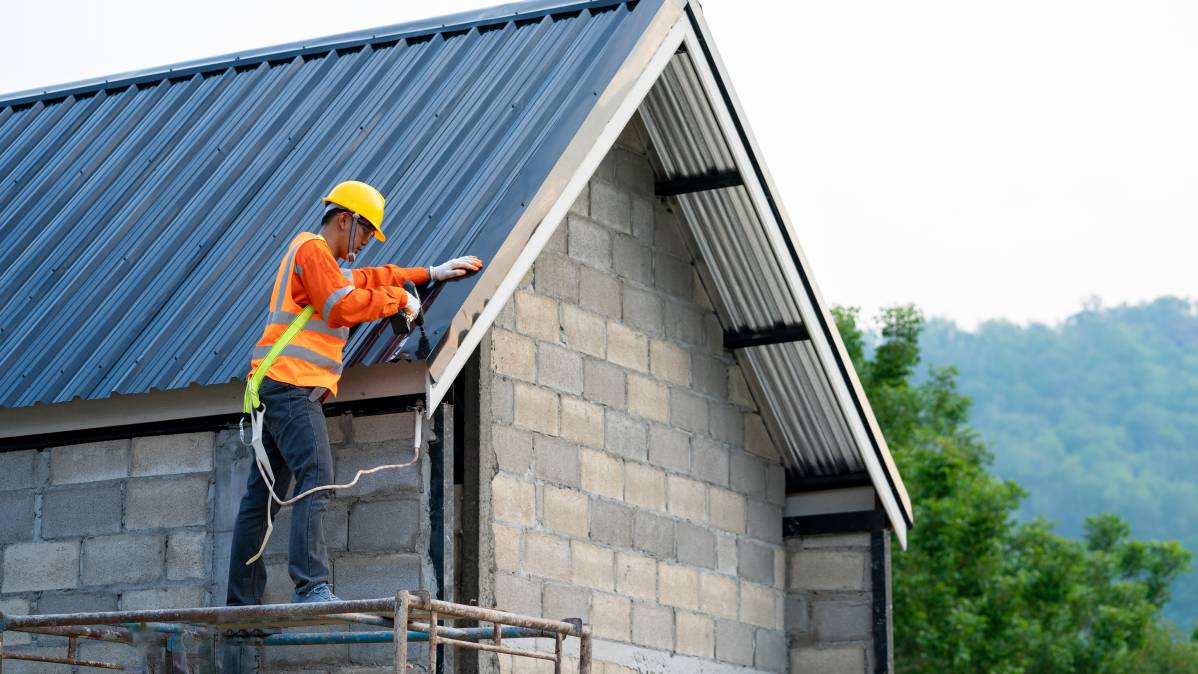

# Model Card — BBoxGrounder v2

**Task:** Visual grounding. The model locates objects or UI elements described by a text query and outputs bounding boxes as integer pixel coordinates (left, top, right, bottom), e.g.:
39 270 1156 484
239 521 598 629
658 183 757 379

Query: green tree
834 305 1197 673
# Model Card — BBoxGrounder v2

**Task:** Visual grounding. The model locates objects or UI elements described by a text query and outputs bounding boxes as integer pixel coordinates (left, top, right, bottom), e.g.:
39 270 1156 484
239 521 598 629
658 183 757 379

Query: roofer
227 180 482 606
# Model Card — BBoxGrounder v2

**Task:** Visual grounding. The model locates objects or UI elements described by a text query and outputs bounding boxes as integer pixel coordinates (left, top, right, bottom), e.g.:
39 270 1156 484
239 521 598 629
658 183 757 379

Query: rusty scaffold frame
0 591 592 672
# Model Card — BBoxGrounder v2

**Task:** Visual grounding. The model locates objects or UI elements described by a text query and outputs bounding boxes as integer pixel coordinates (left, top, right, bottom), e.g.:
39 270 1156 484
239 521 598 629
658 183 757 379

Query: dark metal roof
0 0 665 408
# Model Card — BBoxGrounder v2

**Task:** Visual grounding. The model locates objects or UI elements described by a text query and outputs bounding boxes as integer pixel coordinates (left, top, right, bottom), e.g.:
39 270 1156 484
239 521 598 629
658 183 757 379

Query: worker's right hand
401 291 422 321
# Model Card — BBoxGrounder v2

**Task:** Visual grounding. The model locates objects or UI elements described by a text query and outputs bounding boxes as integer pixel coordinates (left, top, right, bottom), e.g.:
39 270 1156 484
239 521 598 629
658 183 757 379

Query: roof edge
0 0 637 108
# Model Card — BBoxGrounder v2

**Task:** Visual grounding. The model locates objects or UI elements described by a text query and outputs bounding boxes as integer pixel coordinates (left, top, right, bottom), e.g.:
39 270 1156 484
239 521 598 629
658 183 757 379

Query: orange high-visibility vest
249 233 351 393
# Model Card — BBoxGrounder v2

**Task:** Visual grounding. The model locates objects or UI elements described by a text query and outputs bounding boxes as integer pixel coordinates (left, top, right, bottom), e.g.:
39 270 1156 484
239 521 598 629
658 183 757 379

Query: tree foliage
834 304 1197 672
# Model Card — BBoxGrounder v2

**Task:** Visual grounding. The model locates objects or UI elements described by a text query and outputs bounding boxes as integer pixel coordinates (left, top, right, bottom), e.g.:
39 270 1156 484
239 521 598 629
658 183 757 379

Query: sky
2 0 1196 329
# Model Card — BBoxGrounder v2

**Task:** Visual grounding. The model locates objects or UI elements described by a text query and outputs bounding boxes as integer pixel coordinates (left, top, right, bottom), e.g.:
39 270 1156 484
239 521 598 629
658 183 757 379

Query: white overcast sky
2 1 1195 328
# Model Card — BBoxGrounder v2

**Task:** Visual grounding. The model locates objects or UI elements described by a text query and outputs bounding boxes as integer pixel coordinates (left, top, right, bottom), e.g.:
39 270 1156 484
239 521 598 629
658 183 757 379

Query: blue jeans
226 378 333 605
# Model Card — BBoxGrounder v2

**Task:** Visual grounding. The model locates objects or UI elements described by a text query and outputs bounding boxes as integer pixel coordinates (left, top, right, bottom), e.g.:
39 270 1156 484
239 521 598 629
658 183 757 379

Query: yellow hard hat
322 180 386 242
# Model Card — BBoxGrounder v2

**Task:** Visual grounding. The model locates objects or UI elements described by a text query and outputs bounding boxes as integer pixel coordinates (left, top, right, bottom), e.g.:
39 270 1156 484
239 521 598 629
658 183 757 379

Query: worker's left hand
429 255 484 281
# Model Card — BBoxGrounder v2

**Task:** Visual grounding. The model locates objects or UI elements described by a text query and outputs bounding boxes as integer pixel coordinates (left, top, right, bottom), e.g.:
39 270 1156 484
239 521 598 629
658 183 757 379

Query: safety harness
239 270 424 566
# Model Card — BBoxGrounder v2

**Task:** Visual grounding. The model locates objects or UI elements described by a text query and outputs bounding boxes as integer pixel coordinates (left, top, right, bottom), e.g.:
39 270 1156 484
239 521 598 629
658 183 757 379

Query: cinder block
493 523 521 571
715 619 754 666
716 532 738 574
590 592 631 641
699 572 738 619
767 466 786 506
664 303 704 348
632 510 674 559
740 581 779 628
571 540 614 590
729 364 754 408
709 487 747 534
348 499 421 552
493 424 533 474
560 396 604 449
731 452 767 494
589 180 631 234
493 374 516 426
37 591 117 614
611 147 654 196
621 285 664 337
543 582 589 622
533 252 580 303
589 499 633 548
745 413 779 460
580 449 622 500
583 359 626 409
790 549 868 591
0 450 37 491
786 594 811 635
578 266 622 319
606 323 649 373
132 432 214 477
514 383 559 435
213 430 251 532
649 340 689 385
515 291 560 342
82 533 164 586
492 329 536 382
125 476 208 529
351 411 416 445
666 475 706 522
0 597 31 645
615 552 656 600
675 611 714 658
537 342 583 395
669 389 707 435
494 572 542 617
653 202 685 253
0 490 35 544
569 181 589 217
691 353 729 400
533 435 580 488
631 602 672 650
752 632 790 670
41 484 121 539
627 375 668 423
691 437 730 487
604 412 648 462
166 530 209 581
676 520 716 569
709 402 744 446
631 193 656 242
50 440 129 485
334 445 422 497
332 553 423 599
524 532 570 582
120 586 206 610
492 473 535 526
543 486 588 538
568 215 613 269
654 252 693 300
800 532 871 549
738 539 775 585
812 599 873 643
624 461 665 512
658 562 699 610
648 425 689 472
790 646 867 674
612 234 651 285
561 305 606 358
748 500 783 544
4 541 81 593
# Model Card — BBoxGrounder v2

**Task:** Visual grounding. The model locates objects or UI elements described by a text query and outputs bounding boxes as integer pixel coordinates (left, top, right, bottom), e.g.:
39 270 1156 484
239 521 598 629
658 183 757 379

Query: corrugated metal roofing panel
640 52 863 477
0 0 667 409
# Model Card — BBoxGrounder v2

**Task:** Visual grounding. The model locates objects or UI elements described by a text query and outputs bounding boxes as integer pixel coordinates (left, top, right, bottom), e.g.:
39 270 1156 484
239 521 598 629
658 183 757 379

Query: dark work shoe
292 582 340 604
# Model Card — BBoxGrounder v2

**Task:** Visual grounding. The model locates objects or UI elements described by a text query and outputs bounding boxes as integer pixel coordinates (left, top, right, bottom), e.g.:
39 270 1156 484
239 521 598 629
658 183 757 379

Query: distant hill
919 297 1198 629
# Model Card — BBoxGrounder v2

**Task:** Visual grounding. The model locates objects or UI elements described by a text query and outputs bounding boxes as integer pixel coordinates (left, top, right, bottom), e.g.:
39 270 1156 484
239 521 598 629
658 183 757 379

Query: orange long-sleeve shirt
291 237 430 328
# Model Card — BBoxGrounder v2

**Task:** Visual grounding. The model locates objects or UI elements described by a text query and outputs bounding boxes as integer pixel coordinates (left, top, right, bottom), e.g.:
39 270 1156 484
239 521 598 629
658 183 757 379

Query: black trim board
786 470 872 494
723 323 809 349
783 509 886 537
654 170 742 196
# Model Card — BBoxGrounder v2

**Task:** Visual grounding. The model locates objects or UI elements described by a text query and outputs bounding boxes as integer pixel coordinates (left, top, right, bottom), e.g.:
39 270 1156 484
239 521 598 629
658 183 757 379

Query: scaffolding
0 591 592 672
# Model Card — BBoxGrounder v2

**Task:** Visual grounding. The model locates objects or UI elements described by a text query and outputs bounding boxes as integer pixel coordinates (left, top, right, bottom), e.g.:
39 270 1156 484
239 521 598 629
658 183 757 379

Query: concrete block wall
0 410 430 673
785 533 876 673
478 116 791 673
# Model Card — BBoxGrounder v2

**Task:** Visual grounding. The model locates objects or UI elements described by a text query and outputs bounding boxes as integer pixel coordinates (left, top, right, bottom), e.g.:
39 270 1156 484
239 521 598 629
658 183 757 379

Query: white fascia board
0 360 425 442
424 2 690 413
678 23 909 549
